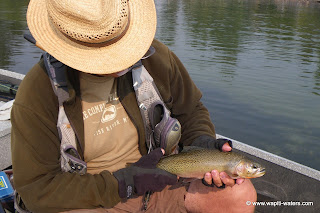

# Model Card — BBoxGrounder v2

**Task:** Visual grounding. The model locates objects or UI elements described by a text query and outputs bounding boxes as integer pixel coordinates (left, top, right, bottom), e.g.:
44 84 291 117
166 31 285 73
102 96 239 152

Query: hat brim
27 0 157 74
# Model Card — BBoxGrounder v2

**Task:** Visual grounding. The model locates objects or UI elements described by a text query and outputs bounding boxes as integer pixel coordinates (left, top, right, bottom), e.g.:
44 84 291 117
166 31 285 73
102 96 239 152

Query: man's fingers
221 143 232 152
204 172 212 185
220 172 235 187
236 178 245 185
203 170 242 188
160 148 165 155
212 170 223 187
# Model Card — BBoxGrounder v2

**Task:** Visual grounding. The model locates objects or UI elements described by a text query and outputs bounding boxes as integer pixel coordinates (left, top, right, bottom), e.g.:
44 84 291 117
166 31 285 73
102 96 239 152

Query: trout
157 147 265 179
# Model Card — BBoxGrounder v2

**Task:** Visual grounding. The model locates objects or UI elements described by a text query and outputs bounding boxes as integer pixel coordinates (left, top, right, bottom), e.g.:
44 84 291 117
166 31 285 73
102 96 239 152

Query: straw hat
26 0 157 74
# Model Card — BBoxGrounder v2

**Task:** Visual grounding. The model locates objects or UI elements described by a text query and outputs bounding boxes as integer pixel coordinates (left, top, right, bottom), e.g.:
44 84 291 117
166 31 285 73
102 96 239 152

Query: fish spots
157 149 265 179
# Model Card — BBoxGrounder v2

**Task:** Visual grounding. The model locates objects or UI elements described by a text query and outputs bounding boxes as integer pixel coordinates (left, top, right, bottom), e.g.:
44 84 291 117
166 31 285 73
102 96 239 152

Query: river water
1 0 320 170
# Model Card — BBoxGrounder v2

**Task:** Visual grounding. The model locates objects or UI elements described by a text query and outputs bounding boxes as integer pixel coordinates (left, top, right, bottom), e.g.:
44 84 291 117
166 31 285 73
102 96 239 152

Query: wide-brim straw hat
26 0 157 74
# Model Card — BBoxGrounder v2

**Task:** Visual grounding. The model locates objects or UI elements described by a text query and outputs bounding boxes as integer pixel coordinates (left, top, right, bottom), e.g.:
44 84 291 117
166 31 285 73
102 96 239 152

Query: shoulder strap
131 63 181 155
43 53 69 106
43 53 87 175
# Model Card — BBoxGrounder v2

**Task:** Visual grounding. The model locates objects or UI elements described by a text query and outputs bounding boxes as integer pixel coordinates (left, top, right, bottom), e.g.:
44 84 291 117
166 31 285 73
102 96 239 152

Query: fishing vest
43 50 182 175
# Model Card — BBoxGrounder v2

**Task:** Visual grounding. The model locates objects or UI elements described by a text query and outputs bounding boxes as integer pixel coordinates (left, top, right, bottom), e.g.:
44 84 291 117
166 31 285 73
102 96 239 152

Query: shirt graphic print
80 72 141 174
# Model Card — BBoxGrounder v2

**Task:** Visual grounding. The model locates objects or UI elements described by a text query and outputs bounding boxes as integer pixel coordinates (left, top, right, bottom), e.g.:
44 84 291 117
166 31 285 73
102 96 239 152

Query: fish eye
252 165 257 169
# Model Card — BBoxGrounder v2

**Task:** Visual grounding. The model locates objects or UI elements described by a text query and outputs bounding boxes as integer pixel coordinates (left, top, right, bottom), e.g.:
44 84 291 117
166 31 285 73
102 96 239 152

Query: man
11 0 257 212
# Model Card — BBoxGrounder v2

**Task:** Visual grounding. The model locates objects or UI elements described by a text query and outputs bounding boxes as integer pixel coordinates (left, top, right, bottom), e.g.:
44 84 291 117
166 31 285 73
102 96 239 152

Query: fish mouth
256 168 266 177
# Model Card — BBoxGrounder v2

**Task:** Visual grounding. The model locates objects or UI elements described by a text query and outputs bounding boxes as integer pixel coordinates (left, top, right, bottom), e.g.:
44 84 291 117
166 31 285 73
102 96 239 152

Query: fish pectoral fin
231 174 240 179
180 178 198 183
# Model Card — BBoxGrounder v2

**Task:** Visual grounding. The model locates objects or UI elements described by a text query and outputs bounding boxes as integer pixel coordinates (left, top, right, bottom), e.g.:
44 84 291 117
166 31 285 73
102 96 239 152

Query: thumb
134 148 164 168
148 148 165 162
222 143 232 152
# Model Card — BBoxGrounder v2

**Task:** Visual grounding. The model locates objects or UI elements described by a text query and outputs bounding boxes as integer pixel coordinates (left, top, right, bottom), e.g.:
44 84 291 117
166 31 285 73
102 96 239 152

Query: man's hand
113 148 177 198
203 142 245 187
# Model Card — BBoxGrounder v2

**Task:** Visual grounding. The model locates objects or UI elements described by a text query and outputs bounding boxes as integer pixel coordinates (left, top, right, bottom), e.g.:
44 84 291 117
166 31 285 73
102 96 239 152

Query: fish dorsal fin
181 146 205 153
